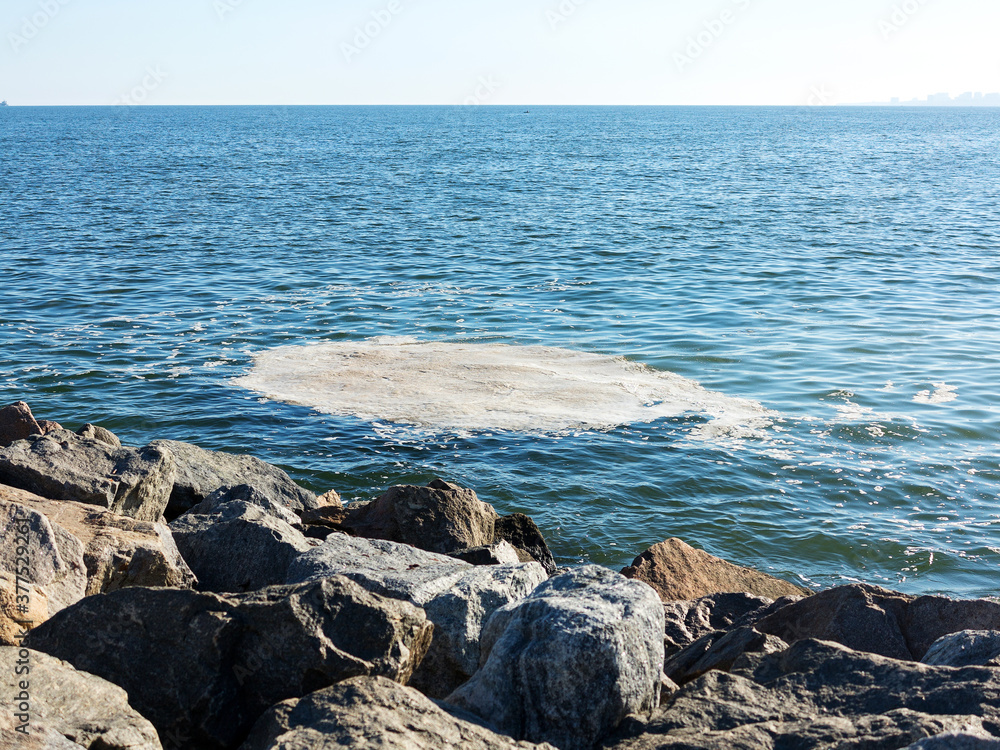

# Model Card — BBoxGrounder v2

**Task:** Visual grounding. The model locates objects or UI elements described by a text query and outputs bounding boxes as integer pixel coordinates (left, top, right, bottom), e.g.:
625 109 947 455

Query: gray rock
621 538 808 603
663 627 788 685
344 478 498 554
0 493 87 616
447 565 665 750
190 484 304 527
663 592 788 655
76 423 122 448
149 439 320 519
449 540 524 566
0 647 161 750
241 676 556 750
904 731 1000 749
755 583 914 660
605 639 1000 750
905 595 1000 660
172 489 314 593
923 630 1000 668
288 533 547 697
5 484 195 595
0 430 176 521
494 512 557 575
25 578 433 750
0 401 41 447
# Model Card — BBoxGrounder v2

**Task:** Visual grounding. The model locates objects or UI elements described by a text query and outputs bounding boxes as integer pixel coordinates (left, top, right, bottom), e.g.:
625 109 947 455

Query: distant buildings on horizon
866 92 1000 106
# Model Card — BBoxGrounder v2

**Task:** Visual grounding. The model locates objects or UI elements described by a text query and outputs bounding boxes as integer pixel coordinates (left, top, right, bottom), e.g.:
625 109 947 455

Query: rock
0 401 40 447
25 578 433 750
0 646 161 750
36 419 63 435
288 533 547 697
904 731 1000 749
0 572 47 645
754 582 914 660
446 565 665 750
494 512 557 575
149 438 319 519
621 538 808 602
449 540 524 566
605 639 1000 750
905 595 1000 660
77 422 122 448
171 489 314 593
316 488 342 508
242 676 556 750
663 626 788 685
0 493 87 616
922 630 1000 668
4 483 195 595
662 592 789 655
0 430 176 521
344 479 498 554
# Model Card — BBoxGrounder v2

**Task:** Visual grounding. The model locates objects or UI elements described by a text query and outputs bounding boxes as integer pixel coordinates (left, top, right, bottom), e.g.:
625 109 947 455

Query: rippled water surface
2 105 999 597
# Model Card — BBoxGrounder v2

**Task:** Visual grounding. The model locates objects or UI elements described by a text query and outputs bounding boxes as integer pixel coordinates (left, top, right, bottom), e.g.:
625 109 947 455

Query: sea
2 105 999 598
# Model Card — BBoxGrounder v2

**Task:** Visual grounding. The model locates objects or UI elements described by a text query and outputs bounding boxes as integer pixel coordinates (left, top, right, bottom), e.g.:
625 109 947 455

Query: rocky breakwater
3 400 1000 749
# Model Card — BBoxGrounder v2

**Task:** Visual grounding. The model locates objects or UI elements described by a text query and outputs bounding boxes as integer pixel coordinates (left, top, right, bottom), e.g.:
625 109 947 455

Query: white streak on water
234 337 774 437
913 383 958 405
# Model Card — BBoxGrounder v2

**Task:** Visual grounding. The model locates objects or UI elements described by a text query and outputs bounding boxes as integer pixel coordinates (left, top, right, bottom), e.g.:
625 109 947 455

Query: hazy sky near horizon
1 0 997 106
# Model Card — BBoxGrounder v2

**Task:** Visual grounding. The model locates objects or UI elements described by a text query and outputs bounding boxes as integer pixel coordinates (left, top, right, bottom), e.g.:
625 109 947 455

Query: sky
0 0 998 106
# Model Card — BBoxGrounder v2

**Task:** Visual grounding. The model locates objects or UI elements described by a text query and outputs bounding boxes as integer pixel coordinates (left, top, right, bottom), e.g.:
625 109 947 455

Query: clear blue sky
1 0 997 105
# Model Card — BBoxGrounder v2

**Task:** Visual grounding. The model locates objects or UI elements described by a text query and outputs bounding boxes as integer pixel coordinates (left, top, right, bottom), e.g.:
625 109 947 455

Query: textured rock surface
0 430 176 521
621 538 807 602
447 565 665 750
0 493 87 616
242 676 556 750
449 540 524 566
903 732 1000 749
5 484 195 595
344 479 498 554
0 647 162 750
0 401 41 447
663 626 787 686
922 630 1000 668
605 639 1000 750
904 595 1000 660
149 438 319 519
76 422 122 448
494 512 557 575
662 592 790 655
288 533 546 697
25 578 433 749
0 572 48 645
172 487 314 593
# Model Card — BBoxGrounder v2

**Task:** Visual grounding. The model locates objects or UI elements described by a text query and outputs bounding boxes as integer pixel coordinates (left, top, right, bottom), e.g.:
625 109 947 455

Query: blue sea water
2 105 999 598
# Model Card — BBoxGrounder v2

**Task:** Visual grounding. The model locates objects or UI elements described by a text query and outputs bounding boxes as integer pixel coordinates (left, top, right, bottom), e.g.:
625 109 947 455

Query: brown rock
494 513 557 575
755 583 914 660
316 488 343 508
0 401 40 447
36 420 63 435
2 484 196 595
621 538 808 602
0 572 48 645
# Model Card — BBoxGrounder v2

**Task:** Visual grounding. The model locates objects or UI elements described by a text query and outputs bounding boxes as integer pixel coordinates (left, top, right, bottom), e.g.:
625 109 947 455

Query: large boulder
288 533 546 697
662 592 792 655
446 566 665 750
343 479 498 554
148 439 321 519
3 483 195 595
0 647 161 750
621 538 808 602
922 630 1000 668
171 485 314 593
242 676 556 750
604 639 1000 750
0 494 87 616
493 512 557 575
25 578 433 749
754 584 1000 661
0 430 176 521
0 401 41 447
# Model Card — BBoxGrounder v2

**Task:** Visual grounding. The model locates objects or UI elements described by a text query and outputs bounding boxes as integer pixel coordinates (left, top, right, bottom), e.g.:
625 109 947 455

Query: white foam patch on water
234 337 775 437
914 383 958 405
